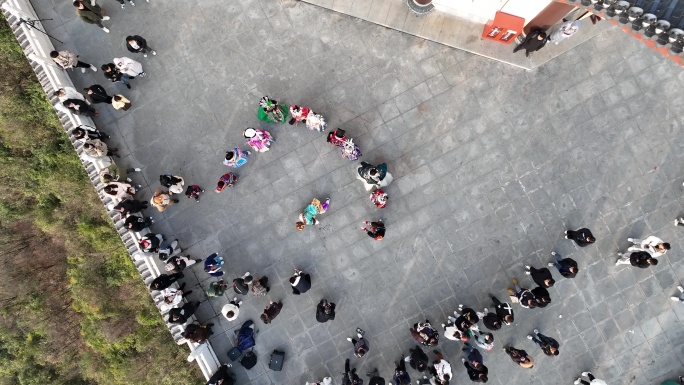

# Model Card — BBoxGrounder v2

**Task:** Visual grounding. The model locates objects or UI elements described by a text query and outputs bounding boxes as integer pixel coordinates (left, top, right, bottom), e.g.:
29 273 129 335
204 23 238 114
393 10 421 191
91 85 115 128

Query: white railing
0 0 219 379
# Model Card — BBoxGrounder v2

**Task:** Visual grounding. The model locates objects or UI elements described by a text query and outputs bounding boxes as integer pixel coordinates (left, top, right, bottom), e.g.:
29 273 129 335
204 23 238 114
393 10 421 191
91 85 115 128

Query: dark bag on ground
227 346 242 361
268 350 285 371
240 351 258 369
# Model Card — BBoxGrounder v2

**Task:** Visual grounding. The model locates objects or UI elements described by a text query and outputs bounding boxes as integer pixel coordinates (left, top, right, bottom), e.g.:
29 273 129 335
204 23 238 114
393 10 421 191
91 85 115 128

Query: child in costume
289 105 328 132
296 198 330 231
223 147 251 168
326 128 361 161
243 127 274 153
361 220 385 240
216 173 238 193
185 185 204 202
370 189 388 209
257 96 287 123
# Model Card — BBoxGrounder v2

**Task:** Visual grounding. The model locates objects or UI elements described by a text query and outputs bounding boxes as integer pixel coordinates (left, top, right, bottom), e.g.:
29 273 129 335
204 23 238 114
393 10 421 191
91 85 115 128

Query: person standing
149 272 182 291
82 139 118 160
114 0 134 9
73 125 109 142
361 220 385 240
139 233 164 253
346 329 369 358
476 307 502 331
73 0 110 33
54 87 89 113
503 346 534 368
574 372 607 385
223 147 251 168
112 198 148 217
243 127 274 153
114 57 146 78
207 279 229 297
159 174 185 195
289 269 311 295
527 328 559 356
490 295 514 325
391 356 411 385
316 299 336 322
508 278 537 309
63 99 98 117
549 20 582 44
125 35 156 56
232 272 252 295
150 189 178 212
215 173 238 192
342 359 362 385
356 161 392 191
531 286 551 308
615 250 658 268
168 301 199 324
185 185 204 202
164 255 201 274
672 285 684 303
296 198 330 230
257 96 288 123
260 300 283 324
525 265 555 288
512 27 548 57
50 50 97 73
183 322 214 344
549 251 578 278
99 164 136 184
203 253 224 277
405 345 429 372
84 84 113 105
206 364 234 385
430 351 452 385
101 63 131 89
470 330 494 351
221 298 242 321
565 228 595 247
409 320 439 347
370 189 388 209
112 94 132 111
627 236 670 257
124 214 153 231
462 343 488 383
442 315 468 341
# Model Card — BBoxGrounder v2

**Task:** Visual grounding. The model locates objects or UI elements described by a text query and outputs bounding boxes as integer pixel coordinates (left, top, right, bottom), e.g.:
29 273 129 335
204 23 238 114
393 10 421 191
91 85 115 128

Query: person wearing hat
150 189 178 212
361 220 385 240
296 197 330 231
207 279 229 297
257 96 287 123
316 299 336 323
370 189 388 208
222 147 251 168
289 269 311 295
243 127 274 153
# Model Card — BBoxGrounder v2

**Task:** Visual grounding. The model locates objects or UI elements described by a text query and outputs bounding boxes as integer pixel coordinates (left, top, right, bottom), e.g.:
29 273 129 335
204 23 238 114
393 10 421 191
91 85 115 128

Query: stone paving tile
29 0 684 384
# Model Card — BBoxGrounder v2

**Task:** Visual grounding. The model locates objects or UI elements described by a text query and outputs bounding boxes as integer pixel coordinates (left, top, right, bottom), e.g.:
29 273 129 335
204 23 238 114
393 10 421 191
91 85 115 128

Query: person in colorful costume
243 127 274 153
356 161 392 191
326 128 361 161
216 173 238 193
223 147 251 168
296 198 330 231
370 189 388 209
289 105 328 132
257 96 287 123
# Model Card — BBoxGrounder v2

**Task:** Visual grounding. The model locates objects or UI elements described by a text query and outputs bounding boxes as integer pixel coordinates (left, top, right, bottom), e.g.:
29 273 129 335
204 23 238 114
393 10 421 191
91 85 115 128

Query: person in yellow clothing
112 94 132 111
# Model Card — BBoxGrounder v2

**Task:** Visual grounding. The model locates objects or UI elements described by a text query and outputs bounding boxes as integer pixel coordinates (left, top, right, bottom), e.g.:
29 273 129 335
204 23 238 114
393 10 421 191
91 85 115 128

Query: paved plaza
32 0 684 384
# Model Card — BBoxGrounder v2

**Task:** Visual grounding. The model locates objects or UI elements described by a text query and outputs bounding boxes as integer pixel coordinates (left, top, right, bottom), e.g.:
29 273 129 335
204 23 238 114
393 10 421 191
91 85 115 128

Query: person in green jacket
73 0 110 33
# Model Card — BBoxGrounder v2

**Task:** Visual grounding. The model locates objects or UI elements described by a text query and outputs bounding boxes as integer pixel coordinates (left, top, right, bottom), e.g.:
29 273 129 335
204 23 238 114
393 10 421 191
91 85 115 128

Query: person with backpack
490 295 514 325
512 27 548 57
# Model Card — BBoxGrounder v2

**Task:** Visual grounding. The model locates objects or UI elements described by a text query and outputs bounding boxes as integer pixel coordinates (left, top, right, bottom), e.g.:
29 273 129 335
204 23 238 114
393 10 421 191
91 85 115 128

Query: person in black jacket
525 265 555 288
316 299 336 323
63 98 98 117
125 35 156 57
206 363 234 385
233 272 252 295
342 358 362 385
615 251 658 268
367 367 386 385
101 63 131 89
508 279 537 309
164 255 202 274
139 233 164 253
168 301 198 324
290 269 311 294
531 286 551 308
527 329 559 356
84 84 112 104
405 345 429 372
149 273 183 291
462 343 488 383
549 252 578 278
112 198 148 218
391 356 411 385
490 295 514 325
476 308 501 331
124 214 153 231
260 301 283 324
565 228 595 247
513 28 548 57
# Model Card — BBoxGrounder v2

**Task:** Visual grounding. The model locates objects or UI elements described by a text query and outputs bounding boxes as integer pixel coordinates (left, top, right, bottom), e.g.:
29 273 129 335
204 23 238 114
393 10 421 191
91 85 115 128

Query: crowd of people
46 2 683 385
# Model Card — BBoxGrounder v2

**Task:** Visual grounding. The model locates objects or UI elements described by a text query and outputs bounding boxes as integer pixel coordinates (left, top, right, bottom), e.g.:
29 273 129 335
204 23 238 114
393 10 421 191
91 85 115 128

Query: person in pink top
243 127 274 153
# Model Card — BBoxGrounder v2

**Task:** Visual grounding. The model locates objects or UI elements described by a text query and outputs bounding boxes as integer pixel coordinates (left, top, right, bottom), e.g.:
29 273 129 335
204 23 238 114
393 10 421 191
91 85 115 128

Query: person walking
565 228 595 247
549 251 578 278
289 269 311 295
114 57 146 78
149 272 182 291
223 147 251 168
512 27 548 57
296 198 330 230
150 189 178 212
207 279 229 297
50 50 97 73
476 307 502 331
430 351 452 385
627 236 670 257
243 127 274 153
525 264 555 288
391 356 411 385
527 328 559 356
574 372 607 385
112 94 132 111
124 214 153 231
356 161 392 191
531 286 551 308
462 343 488 383
342 358 362 385
125 35 156 56
221 298 242 321
503 346 534 368
409 320 439 347
101 63 131 89
346 328 369 358
316 299 336 322
73 0 110 33
168 301 199 324
182 322 214 344
672 284 684 303
260 300 283 324
615 250 658 268
204 253 224 277
84 84 112 105
490 295 514 325
405 345 429 372
508 278 537 309
361 220 385 240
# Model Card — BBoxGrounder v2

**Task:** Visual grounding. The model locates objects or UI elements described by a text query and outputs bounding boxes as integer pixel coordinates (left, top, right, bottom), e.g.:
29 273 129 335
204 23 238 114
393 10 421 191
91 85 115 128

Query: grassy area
0 16 203 385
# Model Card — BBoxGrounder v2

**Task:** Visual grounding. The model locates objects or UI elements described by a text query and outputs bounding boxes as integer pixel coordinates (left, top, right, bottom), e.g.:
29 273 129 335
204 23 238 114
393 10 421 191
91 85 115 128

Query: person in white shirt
113 57 145 78
574 371 607 385
627 236 670 257
430 351 451 385
221 298 242 321
54 87 89 114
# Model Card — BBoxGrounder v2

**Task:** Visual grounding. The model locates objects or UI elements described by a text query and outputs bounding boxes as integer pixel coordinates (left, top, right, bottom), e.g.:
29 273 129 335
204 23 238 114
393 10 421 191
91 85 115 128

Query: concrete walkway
30 0 684 384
